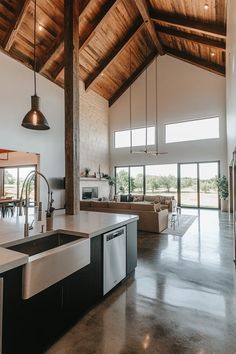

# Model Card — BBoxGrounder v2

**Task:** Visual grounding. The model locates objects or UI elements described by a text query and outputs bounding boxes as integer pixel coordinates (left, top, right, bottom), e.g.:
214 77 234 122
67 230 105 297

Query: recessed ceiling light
211 52 216 57
38 25 43 31
101 73 104 77
204 4 209 10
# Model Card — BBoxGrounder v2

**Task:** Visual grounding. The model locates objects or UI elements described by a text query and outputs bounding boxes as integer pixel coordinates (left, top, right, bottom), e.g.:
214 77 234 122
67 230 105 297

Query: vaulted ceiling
0 0 227 106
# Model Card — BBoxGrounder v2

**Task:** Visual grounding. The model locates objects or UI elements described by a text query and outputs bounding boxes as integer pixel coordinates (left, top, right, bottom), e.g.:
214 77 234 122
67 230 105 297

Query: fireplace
82 187 98 199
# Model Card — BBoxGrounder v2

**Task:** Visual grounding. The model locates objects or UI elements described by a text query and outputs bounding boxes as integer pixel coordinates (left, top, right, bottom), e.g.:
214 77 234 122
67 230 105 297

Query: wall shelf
80 178 107 182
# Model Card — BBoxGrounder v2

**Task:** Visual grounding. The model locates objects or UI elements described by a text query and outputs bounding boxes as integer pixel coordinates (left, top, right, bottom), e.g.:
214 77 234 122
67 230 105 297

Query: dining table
0 198 20 218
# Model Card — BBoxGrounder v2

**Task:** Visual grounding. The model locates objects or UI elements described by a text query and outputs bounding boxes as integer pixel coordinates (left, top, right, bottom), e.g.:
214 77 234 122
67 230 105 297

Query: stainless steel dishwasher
103 226 126 295
0 278 3 354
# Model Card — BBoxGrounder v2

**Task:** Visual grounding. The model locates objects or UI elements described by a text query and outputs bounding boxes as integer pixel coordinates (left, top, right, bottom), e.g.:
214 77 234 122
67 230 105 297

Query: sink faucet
19 171 53 237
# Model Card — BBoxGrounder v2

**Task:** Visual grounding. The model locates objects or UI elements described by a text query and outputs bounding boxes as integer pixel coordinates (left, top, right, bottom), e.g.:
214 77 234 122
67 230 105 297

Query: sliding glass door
199 162 219 208
180 164 198 207
180 162 219 209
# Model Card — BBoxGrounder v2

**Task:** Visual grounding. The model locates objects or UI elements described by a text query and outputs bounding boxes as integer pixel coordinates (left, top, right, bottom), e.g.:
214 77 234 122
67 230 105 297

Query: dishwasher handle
105 228 125 241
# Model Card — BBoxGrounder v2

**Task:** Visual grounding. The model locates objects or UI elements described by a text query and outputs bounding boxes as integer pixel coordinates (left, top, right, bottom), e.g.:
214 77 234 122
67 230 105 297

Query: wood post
64 0 80 214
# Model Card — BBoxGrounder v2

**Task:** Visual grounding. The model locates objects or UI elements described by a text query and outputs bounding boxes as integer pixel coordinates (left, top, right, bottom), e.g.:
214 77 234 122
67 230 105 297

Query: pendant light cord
145 33 148 153
156 56 158 153
34 0 37 96
130 47 132 154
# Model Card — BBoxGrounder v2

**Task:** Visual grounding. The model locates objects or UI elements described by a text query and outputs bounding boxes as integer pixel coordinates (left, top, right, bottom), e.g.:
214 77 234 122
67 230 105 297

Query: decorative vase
221 198 228 212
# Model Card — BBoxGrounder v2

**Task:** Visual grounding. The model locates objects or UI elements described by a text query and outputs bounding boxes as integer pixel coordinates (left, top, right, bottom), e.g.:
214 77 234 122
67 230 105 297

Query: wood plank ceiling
0 0 227 106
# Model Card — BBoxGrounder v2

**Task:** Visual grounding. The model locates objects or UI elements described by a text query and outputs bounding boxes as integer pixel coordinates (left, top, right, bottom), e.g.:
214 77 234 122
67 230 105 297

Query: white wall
0 51 110 209
0 52 65 209
226 0 236 163
110 55 227 174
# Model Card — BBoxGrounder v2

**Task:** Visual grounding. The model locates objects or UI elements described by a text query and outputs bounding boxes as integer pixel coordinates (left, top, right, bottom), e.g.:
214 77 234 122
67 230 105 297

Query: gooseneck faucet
19 171 52 237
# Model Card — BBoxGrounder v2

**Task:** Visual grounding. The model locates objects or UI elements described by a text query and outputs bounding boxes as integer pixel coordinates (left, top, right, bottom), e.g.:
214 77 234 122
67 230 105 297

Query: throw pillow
120 194 128 202
133 196 142 202
154 202 162 212
127 194 134 202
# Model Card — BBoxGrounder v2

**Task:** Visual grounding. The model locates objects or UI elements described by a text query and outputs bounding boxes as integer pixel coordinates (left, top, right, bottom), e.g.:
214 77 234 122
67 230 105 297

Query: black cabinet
1 226 136 354
126 222 137 275
1 236 103 354
2 267 63 354
63 235 103 324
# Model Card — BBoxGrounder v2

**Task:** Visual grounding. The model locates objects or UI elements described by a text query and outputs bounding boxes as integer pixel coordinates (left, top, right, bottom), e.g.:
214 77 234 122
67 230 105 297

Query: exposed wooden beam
38 0 95 73
165 47 225 76
109 50 158 107
135 0 164 55
40 0 118 75
52 61 64 80
38 32 64 73
150 10 226 39
85 19 144 90
156 25 226 50
4 0 31 51
64 0 80 214
80 0 119 52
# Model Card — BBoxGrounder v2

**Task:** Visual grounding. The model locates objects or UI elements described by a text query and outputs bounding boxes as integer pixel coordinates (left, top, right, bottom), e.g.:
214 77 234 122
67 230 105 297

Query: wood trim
135 0 164 55
150 10 226 39
165 47 225 76
109 50 158 107
156 25 226 50
4 0 31 51
64 0 80 214
85 19 144 90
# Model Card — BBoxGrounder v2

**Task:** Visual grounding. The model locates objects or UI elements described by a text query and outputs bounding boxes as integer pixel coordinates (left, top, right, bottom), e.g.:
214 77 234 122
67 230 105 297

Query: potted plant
217 176 229 212
106 176 116 201
85 167 90 177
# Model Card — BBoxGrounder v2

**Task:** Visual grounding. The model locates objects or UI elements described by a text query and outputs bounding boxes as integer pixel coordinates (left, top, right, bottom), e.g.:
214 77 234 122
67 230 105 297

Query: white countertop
0 211 138 274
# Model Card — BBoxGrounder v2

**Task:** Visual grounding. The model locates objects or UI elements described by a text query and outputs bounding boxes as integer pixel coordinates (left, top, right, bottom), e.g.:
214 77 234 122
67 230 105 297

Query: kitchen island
0 211 138 354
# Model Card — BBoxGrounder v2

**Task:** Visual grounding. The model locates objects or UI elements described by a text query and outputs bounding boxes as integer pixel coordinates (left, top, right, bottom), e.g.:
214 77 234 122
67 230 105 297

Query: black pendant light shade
22 95 50 130
21 0 50 131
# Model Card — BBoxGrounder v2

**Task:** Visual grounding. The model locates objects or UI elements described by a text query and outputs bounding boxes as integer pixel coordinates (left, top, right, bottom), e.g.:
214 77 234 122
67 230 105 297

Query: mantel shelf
80 177 108 182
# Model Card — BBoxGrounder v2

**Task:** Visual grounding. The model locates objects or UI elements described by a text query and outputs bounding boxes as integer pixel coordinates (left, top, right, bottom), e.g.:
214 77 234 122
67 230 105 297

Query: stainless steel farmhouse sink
7 232 90 299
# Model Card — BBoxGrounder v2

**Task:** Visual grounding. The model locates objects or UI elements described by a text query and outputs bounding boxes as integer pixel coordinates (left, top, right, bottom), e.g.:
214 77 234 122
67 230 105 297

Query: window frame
113 125 155 149
1 165 37 200
165 116 220 144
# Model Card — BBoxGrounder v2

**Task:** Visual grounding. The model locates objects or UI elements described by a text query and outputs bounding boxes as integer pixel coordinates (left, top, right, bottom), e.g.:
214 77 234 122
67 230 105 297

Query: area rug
161 214 197 237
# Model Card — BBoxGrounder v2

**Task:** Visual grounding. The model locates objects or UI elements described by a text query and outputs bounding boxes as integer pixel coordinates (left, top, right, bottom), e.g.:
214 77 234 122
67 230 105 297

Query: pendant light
22 0 50 130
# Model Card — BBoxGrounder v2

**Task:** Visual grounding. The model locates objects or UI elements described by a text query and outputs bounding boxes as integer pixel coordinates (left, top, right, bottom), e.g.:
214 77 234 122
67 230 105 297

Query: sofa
80 200 169 233
119 194 176 212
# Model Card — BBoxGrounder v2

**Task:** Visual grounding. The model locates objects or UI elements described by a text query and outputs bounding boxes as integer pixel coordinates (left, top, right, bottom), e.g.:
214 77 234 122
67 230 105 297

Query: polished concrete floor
47 210 236 354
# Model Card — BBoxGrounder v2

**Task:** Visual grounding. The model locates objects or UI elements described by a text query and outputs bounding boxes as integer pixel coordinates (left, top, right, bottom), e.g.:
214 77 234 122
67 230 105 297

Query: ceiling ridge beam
135 0 164 55
156 25 226 50
150 10 226 39
109 50 158 107
85 18 144 91
4 0 31 51
165 46 225 76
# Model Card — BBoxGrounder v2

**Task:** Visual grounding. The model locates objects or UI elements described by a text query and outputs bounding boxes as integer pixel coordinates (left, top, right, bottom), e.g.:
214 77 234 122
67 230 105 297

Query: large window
130 166 144 195
165 117 219 144
145 164 177 199
1 165 36 201
114 126 155 148
115 161 220 209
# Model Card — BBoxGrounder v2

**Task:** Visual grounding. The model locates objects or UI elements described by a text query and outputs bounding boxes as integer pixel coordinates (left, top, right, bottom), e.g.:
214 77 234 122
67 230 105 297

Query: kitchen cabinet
62 235 103 325
126 222 137 275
